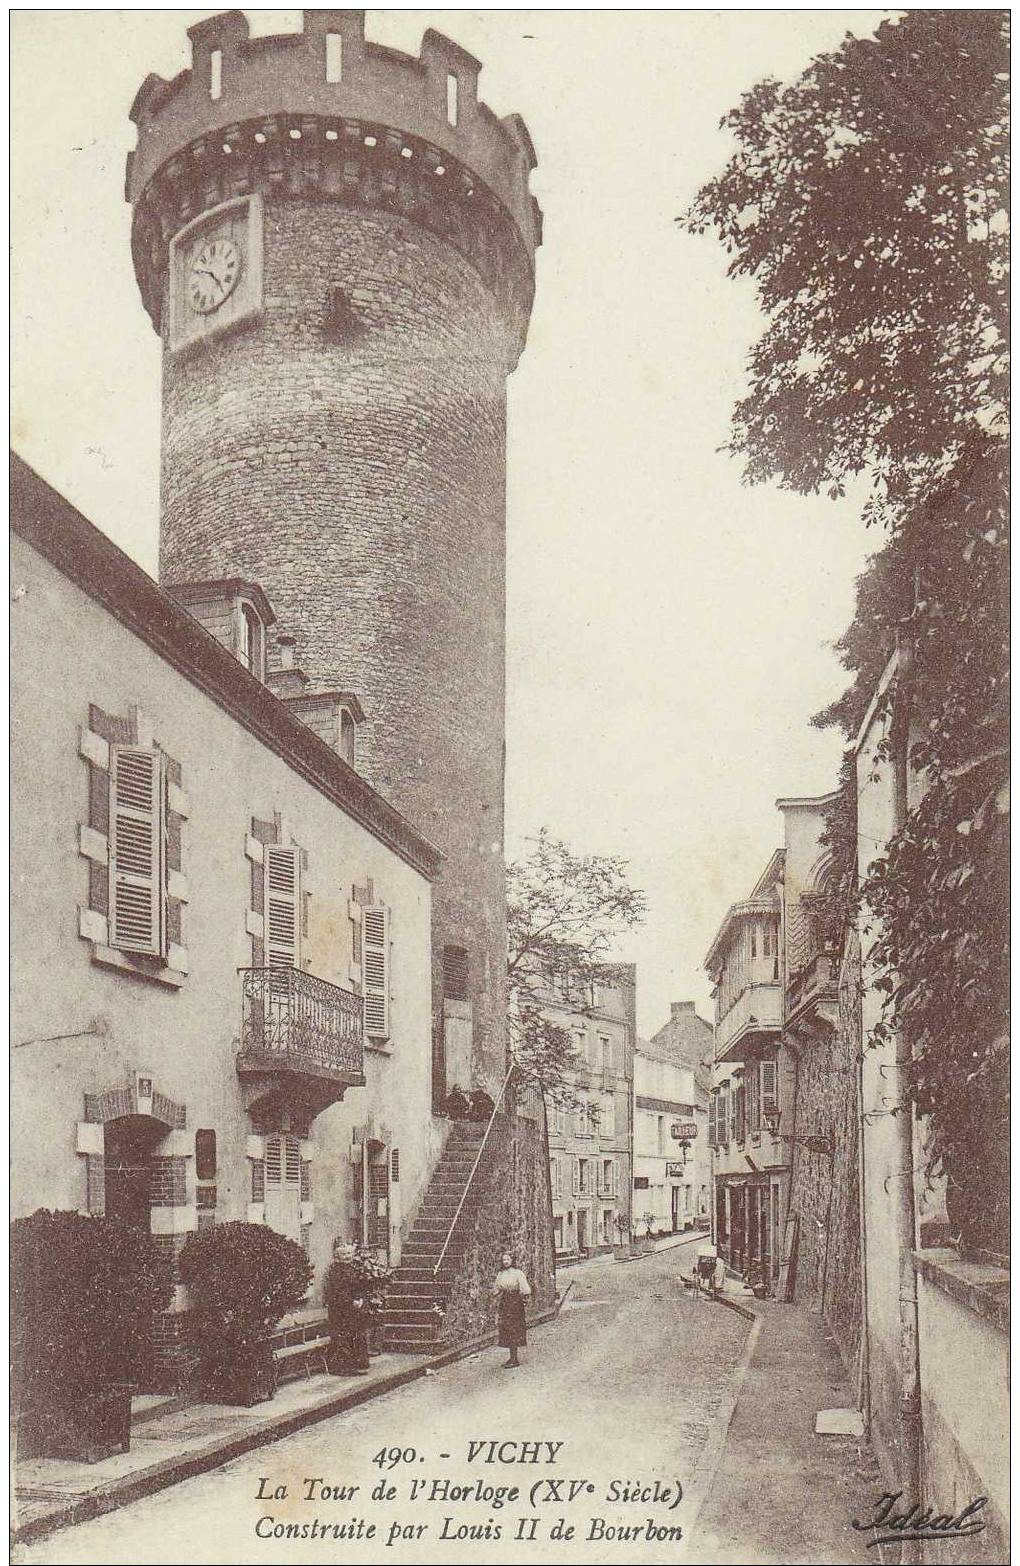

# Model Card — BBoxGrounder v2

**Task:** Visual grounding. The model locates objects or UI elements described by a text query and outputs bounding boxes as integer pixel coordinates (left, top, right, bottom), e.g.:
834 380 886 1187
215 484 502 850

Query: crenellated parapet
127 10 540 337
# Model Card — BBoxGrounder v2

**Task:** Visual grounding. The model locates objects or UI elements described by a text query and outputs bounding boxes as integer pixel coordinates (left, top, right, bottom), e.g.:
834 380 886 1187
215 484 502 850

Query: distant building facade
543 966 636 1258
705 852 794 1282
633 1004 712 1234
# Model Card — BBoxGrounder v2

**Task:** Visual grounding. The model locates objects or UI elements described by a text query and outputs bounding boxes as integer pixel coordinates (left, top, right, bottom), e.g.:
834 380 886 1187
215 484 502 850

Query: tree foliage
684 11 1008 520
506 830 646 1107
687 12 1010 1253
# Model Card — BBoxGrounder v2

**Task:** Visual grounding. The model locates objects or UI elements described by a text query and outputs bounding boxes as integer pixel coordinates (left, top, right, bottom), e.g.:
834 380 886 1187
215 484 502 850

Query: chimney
670 1001 696 1020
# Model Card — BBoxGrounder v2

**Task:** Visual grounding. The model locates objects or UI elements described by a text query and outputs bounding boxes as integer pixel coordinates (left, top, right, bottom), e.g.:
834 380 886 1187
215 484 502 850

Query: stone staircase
382 1121 487 1353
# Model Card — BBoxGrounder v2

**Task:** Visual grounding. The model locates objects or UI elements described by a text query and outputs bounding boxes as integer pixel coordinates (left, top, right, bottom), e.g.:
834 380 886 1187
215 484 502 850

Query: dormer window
165 579 275 684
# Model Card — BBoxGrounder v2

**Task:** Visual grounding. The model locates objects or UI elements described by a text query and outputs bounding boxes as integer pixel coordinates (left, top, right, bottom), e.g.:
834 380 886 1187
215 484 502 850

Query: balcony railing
239 966 364 1079
715 979 783 1062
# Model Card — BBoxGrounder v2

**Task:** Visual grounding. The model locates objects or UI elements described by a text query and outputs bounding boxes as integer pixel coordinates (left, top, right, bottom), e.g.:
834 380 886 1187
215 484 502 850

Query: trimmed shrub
179 1222 312 1404
11 1209 173 1457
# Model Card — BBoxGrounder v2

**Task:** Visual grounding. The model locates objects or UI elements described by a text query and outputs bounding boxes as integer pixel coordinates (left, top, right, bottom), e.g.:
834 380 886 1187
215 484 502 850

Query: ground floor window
554 1216 564 1250
602 1207 614 1244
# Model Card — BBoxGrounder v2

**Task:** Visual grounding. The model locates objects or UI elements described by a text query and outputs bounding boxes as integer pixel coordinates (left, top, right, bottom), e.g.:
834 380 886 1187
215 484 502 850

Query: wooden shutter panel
109 745 165 956
761 1061 778 1118
265 846 300 968
362 904 390 1039
264 1133 301 1241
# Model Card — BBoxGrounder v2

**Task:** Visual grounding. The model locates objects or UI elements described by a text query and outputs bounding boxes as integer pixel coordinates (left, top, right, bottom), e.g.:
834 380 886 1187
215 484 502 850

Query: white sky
11 9 889 1031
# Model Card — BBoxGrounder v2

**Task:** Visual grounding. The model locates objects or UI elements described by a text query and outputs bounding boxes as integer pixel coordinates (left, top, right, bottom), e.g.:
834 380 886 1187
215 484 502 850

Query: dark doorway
671 1186 681 1233
104 1115 165 1232
730 1186 746 1272
103 1114 167 1389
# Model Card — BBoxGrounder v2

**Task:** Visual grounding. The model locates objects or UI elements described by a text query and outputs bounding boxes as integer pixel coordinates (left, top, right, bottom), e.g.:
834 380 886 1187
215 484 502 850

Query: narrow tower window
326 32 343 84
446 72 459 127
209 48 223 101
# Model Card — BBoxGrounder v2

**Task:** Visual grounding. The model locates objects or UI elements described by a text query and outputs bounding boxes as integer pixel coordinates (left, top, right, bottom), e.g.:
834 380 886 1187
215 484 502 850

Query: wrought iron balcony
238 967 365 1117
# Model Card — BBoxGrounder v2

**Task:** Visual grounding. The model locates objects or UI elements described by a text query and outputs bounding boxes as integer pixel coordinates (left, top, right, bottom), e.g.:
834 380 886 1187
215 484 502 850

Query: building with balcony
633 1003 712 1236
11 458 444 1382
705 851 794 1282
543 965 636 1258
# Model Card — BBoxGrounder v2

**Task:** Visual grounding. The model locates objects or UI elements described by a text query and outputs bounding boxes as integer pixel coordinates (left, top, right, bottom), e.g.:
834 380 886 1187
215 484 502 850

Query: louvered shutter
265 846 300 968
761 1061 778 1120
362 904 390 1039
109 745 165 956
263 1132 301 1241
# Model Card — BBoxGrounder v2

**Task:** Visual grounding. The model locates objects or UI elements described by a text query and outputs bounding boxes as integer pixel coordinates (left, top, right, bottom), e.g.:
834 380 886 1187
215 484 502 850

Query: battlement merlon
126 9 541 262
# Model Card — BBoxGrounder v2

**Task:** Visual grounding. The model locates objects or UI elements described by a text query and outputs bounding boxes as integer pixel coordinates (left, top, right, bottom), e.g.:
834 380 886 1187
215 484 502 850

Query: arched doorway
102 1113 174 1386
103 1115 167 1232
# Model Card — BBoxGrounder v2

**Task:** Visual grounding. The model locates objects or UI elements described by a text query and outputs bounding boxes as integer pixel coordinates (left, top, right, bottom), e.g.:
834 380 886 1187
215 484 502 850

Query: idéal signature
852 1491 988 1548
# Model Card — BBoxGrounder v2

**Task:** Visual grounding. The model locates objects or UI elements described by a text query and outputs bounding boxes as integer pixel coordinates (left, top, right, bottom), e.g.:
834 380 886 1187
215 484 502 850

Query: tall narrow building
125 8 541 1100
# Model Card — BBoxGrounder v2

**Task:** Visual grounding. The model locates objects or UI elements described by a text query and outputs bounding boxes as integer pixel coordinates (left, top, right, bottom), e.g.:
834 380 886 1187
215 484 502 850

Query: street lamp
762 1107 834 1160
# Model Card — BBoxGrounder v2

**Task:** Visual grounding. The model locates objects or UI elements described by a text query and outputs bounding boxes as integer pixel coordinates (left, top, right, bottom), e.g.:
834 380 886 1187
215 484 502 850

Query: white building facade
633 1039 709 1235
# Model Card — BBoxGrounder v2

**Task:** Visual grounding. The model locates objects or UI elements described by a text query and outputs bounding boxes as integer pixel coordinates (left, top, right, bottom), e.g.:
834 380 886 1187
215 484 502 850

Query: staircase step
383 1324 440 1345
404 1233 465 1249
383 1307 447 1326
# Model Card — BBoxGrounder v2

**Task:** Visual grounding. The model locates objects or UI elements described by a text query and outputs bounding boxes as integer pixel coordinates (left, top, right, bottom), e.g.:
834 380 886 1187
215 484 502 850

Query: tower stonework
126 10 541 1095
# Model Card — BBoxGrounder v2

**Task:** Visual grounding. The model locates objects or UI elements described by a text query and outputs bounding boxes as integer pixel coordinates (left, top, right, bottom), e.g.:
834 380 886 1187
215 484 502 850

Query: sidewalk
556 1225 711 1271
686 1300 886 1565
13 1301 562 1549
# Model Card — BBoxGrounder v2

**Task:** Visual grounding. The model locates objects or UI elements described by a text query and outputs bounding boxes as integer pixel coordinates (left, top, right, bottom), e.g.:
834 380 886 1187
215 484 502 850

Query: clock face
187 237 242 315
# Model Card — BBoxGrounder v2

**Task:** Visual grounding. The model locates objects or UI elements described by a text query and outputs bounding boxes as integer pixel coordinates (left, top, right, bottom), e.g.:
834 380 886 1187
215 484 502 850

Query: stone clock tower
126 9 540 1097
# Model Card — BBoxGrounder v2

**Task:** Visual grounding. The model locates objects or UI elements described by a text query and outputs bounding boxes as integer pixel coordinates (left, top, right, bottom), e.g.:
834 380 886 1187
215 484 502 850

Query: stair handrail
432 1062 517 1277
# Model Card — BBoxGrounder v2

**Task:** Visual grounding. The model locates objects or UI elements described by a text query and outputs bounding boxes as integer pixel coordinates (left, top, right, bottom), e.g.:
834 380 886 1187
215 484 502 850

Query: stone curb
11 1297 566 1550
676 1312 763 1559
612 1230 709 1264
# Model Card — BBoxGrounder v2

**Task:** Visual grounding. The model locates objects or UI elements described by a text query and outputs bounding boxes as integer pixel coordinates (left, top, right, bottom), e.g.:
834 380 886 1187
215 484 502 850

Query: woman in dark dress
324 1242 371 1374
492 1250 531 1368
